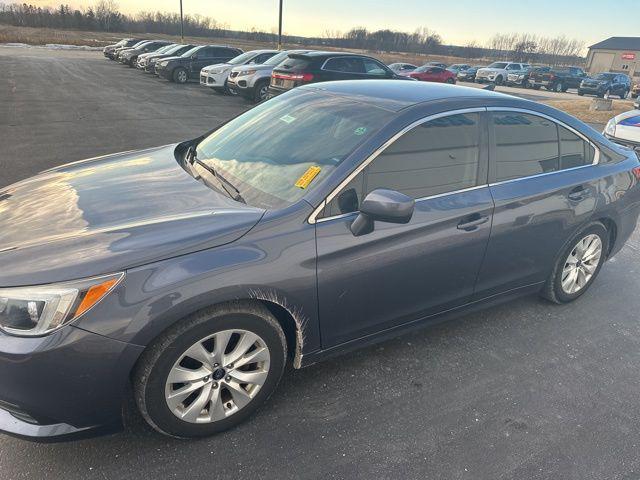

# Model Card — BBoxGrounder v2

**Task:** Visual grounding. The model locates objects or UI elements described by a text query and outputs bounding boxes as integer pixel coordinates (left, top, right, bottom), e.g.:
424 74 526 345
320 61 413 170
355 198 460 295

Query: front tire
541 222 608 304
173 67 188 84
133 301 287 438
495 75 503 86
252 80 271 103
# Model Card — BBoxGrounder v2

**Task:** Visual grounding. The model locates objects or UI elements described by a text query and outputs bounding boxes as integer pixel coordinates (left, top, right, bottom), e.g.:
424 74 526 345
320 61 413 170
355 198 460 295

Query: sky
17 0 640 47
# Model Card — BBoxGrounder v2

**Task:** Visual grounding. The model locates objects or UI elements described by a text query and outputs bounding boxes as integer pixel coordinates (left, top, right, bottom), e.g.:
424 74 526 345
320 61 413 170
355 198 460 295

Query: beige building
585 37 640 79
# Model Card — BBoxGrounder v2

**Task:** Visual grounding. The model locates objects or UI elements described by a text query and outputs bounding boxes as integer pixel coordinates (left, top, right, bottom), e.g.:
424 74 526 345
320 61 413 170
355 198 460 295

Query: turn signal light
73 278 120 317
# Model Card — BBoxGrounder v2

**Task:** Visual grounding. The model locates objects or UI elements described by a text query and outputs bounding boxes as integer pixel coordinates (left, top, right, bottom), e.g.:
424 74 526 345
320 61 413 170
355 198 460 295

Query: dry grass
0 24 485 66
542 98 635 124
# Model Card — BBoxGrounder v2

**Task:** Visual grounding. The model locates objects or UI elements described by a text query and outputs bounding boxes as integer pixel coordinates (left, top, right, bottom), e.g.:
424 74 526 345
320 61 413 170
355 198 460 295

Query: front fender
75 204 320 360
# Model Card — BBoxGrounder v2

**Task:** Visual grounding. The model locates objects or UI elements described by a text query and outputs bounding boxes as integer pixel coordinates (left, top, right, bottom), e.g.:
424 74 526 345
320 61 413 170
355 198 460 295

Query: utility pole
278 0 283 50
179 0 184 42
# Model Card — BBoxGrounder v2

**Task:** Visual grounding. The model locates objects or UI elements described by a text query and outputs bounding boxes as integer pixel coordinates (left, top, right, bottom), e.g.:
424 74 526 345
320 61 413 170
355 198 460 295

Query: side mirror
191 54 198 60
350 189 415 237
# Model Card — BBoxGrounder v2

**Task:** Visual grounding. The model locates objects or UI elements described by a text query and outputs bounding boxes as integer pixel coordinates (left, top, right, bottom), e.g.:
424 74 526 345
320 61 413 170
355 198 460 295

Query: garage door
590 52 615 73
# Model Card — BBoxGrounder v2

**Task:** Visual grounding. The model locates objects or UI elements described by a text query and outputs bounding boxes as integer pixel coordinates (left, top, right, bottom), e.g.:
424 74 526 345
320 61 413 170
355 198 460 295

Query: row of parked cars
104 38 418 103
104 38 639 104
390 61 638 99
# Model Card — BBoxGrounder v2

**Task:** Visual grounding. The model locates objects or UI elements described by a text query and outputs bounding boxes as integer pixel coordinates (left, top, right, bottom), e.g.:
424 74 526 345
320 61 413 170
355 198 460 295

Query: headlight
238 70 256 77
0 273 123 337
604 119 616 137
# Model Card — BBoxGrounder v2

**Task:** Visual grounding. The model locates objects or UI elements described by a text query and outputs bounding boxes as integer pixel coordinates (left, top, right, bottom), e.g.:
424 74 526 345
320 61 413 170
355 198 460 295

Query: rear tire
495 75 503 86
541 222 609 304
554 82 564 93
133 301 287 438
445 78 455 84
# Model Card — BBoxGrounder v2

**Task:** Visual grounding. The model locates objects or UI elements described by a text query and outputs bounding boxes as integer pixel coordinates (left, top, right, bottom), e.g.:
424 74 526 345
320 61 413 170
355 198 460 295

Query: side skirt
299 281 545 368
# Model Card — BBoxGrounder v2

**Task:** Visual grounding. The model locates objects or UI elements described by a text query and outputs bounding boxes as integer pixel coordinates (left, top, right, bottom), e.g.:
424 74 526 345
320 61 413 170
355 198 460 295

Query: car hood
161 55 188 64
0 145 265 286
202 63 232 73
232 64 274 74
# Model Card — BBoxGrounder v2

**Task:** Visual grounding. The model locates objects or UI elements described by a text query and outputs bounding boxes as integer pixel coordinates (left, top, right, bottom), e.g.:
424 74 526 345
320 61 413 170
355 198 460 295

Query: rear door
473 108 599 299
321 56 366 81
315 109 494 346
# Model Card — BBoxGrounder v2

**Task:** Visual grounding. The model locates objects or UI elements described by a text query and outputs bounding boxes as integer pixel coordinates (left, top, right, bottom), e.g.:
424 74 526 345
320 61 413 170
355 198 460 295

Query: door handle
568 186 587 201
457 215 489 231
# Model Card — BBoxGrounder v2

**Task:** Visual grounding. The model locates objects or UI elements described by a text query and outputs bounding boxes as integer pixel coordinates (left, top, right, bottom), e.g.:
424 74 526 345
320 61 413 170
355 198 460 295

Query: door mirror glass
350 189 415 236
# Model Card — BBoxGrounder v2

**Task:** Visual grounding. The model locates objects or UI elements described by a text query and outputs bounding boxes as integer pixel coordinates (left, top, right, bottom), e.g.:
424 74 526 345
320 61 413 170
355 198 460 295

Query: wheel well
596 217 617 257
258 300 299 363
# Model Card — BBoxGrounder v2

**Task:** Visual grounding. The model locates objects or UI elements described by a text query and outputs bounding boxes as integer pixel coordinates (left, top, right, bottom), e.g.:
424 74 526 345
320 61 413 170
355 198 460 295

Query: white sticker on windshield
279 114 296 124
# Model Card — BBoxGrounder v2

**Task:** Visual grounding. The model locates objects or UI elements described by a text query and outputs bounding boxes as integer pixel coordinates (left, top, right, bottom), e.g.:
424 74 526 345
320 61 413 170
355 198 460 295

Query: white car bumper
200 70 230 88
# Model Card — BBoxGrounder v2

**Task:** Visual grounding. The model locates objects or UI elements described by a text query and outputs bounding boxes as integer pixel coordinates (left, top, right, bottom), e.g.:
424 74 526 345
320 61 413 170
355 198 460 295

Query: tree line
0 2 586 64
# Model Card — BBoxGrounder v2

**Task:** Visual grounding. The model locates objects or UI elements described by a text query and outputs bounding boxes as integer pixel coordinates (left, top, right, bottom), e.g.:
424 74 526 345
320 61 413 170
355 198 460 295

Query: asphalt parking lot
2 46 640 480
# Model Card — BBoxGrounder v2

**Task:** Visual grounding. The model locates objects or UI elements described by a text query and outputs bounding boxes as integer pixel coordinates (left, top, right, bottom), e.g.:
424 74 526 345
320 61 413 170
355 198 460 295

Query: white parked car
476 62 529 86
200 49 279 94
604 109 640 149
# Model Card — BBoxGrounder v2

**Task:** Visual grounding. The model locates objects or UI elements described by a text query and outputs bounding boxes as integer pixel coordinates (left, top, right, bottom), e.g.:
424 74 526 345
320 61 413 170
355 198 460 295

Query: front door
315 110 494 347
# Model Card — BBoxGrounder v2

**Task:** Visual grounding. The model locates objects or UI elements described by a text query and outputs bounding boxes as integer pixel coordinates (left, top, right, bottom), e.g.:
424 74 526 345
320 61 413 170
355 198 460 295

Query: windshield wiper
186 146 246 204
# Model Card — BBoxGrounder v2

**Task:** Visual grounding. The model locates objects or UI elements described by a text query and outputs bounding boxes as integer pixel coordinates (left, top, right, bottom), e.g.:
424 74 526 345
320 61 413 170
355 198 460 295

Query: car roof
293 51 363 58
302 79 512 111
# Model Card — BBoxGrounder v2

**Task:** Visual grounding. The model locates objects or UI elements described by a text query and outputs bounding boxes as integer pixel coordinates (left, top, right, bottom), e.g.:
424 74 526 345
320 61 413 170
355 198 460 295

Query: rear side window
492 112 559 181
559 126 595 169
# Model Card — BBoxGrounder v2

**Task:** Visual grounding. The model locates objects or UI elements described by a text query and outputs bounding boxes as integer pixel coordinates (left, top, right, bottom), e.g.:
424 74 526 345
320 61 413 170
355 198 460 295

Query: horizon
5 0 638 48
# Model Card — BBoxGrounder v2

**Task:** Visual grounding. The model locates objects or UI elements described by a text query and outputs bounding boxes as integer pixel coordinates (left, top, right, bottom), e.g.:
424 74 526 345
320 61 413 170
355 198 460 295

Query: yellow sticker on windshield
295 166 322 189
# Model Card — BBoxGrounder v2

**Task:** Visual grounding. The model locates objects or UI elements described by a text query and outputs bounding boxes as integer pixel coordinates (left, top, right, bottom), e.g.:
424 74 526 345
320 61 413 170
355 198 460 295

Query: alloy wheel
165 329 271 424
177 70 187 83
561 234 602 295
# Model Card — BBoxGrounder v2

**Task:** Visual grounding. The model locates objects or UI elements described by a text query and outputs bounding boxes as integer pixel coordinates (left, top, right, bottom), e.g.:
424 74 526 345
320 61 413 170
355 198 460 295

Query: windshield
181 46 202 57
595 73 616 81
194 90 394 209
263 51 295 66
488 62 508 69
163 44 186 55
154 44 174 54
229 51 261 65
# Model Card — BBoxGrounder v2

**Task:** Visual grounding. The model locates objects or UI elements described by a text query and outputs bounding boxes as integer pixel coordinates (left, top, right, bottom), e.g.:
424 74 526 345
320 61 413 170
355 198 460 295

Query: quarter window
559 126 595 169
492 112 559 181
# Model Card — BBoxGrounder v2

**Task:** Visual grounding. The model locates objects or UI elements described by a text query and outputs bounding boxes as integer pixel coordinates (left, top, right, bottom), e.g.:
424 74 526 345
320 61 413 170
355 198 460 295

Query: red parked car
402 65 456 84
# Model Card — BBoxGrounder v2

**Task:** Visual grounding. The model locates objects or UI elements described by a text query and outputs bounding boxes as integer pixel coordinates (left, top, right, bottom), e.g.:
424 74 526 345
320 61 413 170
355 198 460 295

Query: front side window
194 90 394 209
363 59 388 76
322 112 481 217
492 112 559 182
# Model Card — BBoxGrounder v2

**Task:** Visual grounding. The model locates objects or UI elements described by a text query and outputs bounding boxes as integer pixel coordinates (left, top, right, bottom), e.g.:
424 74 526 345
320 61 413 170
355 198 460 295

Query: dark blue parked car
1 81 640 441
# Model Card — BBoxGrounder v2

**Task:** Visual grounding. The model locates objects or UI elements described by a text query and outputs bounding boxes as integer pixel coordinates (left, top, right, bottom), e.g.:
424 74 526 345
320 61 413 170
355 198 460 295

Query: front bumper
0 326 143 441
155 64 172 79
579 84 606 95
199 71 228 88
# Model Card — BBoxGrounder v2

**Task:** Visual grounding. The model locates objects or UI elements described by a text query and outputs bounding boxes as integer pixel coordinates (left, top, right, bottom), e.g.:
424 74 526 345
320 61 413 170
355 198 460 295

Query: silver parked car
226 50 310 103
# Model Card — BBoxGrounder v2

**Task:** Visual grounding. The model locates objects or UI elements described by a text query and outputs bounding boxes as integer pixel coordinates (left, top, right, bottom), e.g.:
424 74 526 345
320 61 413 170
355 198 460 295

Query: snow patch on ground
0 42 102 51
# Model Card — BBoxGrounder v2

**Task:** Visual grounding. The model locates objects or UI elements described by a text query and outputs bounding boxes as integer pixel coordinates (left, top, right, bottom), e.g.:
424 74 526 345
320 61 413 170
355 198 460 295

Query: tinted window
366 113 481 199
278 56 312 71
324 57 364 73
559 126 595 169
493 112 559 181
325 174 365 217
